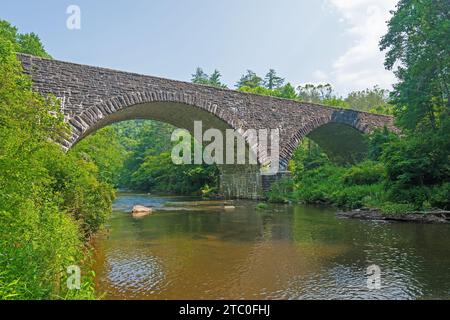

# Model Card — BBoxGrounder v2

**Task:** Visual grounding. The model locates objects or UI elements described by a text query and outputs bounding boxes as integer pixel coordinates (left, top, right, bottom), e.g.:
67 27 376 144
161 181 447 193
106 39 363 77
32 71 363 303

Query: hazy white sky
1 0 398 95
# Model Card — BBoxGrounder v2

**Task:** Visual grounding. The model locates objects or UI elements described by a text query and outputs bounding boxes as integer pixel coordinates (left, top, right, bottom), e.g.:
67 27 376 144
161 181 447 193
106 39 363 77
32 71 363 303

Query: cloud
324 0 398 94
312 69 329 82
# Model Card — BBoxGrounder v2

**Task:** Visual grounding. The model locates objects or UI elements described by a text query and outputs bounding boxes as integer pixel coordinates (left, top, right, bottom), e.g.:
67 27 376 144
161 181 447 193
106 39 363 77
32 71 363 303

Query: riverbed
93 193 450 300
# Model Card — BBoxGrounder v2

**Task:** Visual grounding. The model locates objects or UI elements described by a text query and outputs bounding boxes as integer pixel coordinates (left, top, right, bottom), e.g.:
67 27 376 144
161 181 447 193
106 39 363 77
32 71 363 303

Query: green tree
238 85 277 97
236 70 263 89
113 120 174 188
380 0 449 131
345 86 393 114
297 83 334 103
275 83 298 100
264 69 285 90
130 152 219 195
191 67 227 88
71 127 127 186
208 69 227 88
377 0 450 209
0 20 51 58
191 67 209 84
381 123 450 208
0 31 98 298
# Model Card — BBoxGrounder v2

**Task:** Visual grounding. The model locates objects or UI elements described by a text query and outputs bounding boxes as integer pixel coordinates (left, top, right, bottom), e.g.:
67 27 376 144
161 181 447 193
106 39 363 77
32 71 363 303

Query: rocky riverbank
337 209 450 224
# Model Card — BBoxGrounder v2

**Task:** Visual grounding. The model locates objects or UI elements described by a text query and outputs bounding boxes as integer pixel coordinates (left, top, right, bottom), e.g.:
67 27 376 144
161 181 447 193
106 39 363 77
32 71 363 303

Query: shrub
331 184 384 209
382 127 450 208
267 178 294 203
386 185 431 210
430 183 450 210
256 203 269 210
342 161 385 186
380 202 416 215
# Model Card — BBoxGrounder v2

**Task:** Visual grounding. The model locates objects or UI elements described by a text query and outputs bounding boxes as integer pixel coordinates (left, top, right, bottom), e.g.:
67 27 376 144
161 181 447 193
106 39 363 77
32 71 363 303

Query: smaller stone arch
280 109 387 167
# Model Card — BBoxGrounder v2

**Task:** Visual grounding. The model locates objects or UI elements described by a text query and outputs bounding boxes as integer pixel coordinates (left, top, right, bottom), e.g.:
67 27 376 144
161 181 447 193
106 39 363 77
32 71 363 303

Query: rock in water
132 205 152 218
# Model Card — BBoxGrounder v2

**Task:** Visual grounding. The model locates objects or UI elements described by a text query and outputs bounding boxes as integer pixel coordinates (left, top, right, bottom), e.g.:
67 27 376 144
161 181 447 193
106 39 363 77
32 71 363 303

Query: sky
1 0 398 95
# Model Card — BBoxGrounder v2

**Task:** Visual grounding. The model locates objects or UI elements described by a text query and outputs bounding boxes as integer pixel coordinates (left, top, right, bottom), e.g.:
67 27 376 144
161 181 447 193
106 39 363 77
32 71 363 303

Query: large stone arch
65 90 242 149
64 91 264 199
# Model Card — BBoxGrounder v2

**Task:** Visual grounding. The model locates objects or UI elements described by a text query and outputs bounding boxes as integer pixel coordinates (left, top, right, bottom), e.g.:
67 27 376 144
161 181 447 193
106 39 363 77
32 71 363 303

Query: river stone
132 205 153 218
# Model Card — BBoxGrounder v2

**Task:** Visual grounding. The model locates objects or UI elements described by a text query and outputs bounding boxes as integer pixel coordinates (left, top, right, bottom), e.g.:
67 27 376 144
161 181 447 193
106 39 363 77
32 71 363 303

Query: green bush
382 127 450 208
430 183 450 210
72 127 127 186
331 184 385 209
342 161 385 186
256 203 269 210
289 163 387 209
386 185 431 210
292 165 345 204
267 178 294 203
380 202 416 215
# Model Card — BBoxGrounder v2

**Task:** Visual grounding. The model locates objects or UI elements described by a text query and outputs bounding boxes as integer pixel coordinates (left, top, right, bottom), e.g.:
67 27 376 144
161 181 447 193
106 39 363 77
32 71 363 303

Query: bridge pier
219 167 291 200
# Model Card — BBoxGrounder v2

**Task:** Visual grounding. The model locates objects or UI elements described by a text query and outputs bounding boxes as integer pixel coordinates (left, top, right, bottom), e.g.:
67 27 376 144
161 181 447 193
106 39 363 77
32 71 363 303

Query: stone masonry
18 53 398 199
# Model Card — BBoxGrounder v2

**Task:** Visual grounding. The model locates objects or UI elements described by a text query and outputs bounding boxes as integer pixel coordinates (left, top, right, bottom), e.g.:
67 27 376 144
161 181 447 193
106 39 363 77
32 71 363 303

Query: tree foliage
264 69 285 90
236 70 263 88
0 20 51 58
192 67 227 88
346 86 393 114
297 83 334 103
377 0 450 208
0 21 110 299
72 127 127 186
380 0 450 131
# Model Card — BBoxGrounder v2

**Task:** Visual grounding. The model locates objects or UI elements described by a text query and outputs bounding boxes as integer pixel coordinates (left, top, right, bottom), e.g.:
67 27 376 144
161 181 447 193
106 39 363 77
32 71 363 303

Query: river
92 193 450 300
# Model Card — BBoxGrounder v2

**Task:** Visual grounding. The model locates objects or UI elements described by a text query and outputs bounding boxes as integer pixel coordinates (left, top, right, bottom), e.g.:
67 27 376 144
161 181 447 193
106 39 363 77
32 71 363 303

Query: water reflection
93 193 450 300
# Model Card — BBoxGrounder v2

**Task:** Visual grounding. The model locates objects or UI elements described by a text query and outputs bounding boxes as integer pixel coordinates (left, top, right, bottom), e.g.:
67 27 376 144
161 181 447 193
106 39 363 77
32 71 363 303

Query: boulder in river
131 205 153 218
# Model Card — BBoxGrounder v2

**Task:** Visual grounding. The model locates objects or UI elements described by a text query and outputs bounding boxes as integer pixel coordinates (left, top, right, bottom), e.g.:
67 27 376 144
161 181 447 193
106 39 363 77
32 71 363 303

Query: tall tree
191 67 209 85
276 83 297 99
264 69 285 90
378 0 450 209
236 70 263 89
208 69 227 88
380 0 450 131
345 86 393 114
297 84 334 103
191 67 227 88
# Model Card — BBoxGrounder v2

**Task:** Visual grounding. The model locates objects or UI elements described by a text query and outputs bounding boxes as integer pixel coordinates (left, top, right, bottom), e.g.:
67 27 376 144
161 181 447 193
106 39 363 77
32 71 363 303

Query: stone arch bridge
18 54 396 199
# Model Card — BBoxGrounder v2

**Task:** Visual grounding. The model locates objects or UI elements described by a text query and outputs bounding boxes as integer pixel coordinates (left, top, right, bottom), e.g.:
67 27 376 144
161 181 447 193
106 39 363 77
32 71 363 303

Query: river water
93 193 450 300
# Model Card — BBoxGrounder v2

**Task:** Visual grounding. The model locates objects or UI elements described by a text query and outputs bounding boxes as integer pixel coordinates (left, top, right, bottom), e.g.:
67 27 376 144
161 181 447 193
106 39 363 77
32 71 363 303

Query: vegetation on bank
0 21 113 299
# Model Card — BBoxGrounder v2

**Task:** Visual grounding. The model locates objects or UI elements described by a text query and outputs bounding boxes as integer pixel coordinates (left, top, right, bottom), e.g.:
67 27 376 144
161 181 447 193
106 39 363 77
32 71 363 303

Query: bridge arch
280 109 380 168
64 90 264 199
65 90 245 149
